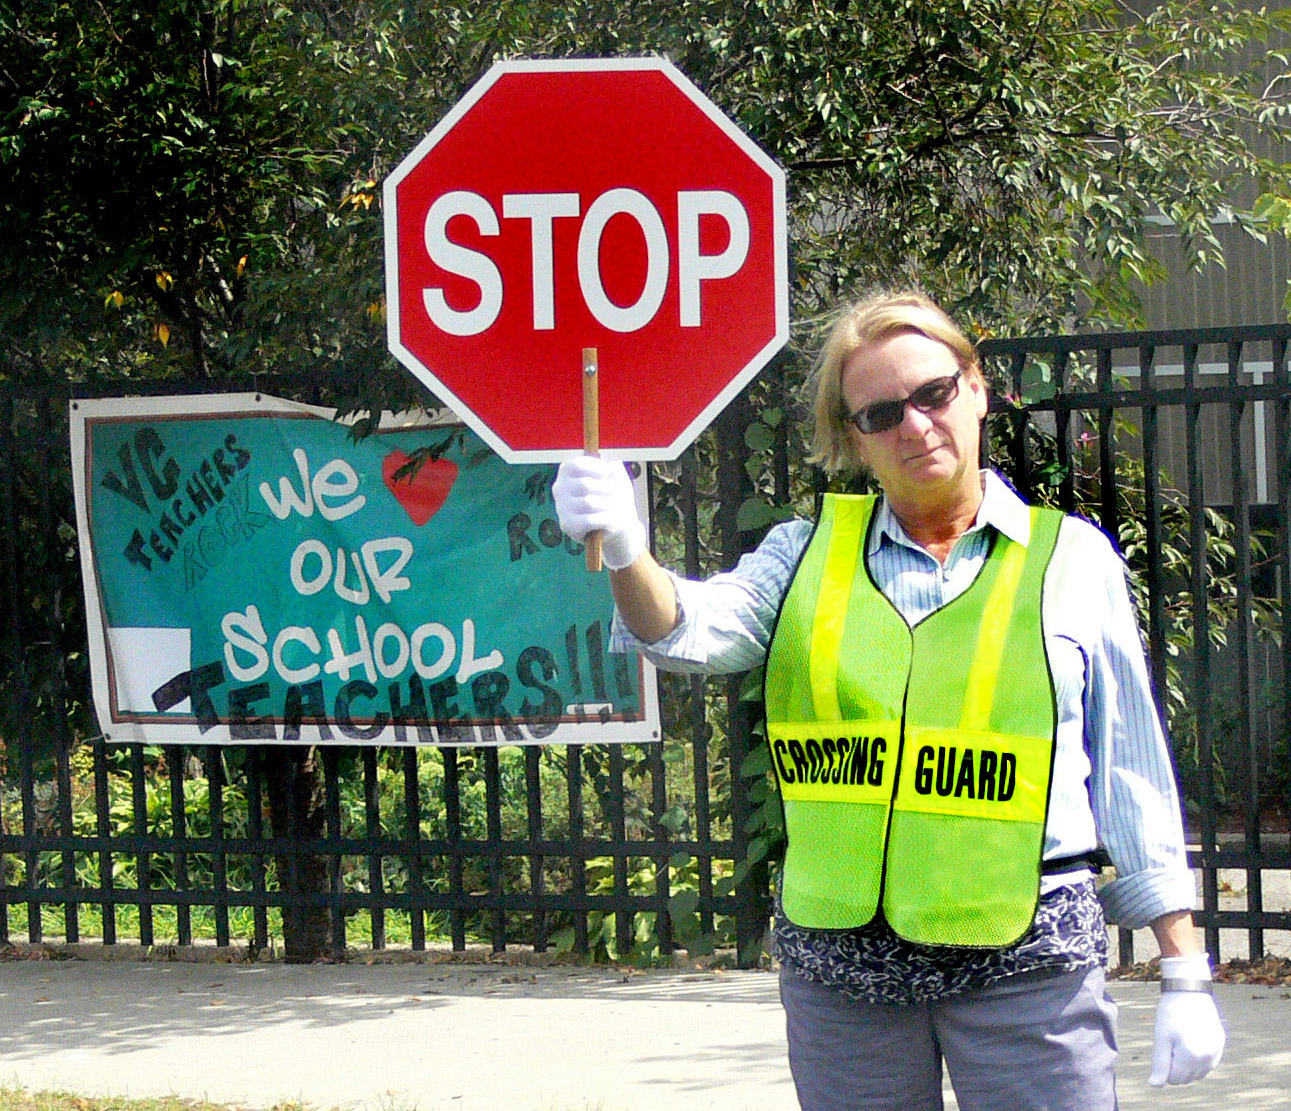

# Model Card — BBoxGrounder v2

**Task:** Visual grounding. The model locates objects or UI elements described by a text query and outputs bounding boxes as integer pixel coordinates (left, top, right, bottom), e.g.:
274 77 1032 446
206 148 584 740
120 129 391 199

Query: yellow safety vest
764 494 1063 948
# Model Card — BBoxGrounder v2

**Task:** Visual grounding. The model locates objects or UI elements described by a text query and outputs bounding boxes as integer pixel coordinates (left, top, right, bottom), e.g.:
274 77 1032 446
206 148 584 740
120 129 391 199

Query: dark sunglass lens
909 375 958 410
857 401 905 433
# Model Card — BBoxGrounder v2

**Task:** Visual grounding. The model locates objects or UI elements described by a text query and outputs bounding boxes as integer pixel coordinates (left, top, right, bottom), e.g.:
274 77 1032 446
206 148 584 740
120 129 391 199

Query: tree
7 1 1289 385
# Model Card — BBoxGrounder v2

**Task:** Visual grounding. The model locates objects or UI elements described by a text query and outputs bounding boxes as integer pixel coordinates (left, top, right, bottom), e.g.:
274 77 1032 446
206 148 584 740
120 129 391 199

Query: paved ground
2 954 1289 1111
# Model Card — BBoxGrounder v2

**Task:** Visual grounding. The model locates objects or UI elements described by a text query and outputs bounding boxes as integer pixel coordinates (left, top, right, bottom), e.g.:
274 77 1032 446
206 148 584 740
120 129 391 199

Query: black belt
1042 850 1110 876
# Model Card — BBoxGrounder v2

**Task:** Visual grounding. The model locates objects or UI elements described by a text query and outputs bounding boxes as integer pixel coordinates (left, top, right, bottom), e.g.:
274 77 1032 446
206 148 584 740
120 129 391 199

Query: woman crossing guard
552 290 1225 1110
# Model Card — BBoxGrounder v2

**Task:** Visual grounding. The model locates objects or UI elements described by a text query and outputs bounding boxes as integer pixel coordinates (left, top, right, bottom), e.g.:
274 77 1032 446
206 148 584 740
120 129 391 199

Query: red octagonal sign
383 58 788 462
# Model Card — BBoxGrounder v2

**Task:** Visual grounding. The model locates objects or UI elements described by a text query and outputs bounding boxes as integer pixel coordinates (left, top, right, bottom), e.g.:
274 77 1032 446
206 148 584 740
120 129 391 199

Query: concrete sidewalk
1 956 1289 1111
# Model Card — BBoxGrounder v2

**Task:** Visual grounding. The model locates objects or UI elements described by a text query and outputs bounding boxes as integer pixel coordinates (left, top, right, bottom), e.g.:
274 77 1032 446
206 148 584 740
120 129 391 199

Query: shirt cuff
1097 866 1198 929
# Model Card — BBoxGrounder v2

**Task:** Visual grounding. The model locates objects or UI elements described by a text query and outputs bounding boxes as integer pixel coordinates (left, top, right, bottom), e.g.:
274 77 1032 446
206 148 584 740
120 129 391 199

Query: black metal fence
981 323 1291 964
1 323 1289 967
0 372 769 963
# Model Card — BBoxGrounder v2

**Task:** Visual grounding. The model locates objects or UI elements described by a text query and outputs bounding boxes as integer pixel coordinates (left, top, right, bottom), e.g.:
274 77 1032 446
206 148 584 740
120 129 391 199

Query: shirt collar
866 469 1032 557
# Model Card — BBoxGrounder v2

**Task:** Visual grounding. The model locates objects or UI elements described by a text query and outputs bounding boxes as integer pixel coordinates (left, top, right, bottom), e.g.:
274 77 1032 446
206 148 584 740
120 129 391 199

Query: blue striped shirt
611 470 1196 929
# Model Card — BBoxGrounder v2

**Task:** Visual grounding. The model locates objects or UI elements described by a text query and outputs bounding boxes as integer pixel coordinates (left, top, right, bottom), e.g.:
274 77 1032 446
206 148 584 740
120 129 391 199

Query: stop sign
383 57 788 462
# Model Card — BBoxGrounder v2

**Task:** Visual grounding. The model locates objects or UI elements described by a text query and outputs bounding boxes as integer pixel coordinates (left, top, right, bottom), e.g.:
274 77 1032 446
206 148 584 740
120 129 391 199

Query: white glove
552 456 647 570
1148 954 1225 1086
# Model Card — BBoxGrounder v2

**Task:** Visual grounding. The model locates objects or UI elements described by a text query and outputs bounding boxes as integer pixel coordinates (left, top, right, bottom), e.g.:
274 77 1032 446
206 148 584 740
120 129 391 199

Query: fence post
262 745 333 960
713 391 771 966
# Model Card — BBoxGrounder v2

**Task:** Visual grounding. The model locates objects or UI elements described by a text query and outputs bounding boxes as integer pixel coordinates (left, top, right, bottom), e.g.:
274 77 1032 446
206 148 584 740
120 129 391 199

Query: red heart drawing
382 450 459 526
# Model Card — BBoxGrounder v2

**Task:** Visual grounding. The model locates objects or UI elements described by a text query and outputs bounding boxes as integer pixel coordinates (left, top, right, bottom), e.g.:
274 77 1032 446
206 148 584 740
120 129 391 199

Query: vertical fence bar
1227 341 1263 960
1184 344 1221 961
648 739 673 955
1 397 40 943
50 681 75 945
37 395 77 943
0 396 16 945
0 795 7 946
207 746 229 947
1105 345 1133 963
363 747 384 949
715 394 767 965
1276 338 1291 916
608 742 630 955
691 693 713 940
403 746 426 951
642 460 672 954
524 745 546 951
764 355 790 505
323 747 346 953
483 745 506 951
1049 352 1076 514
680 449 714 936
1008 351 1031 500
19 711 39 943
94 739 116 944
568 744 587 953
726 678 763 964
442 747 466 950
1092 344 1133 967
0 746 6 946
1096 347 1119 543
130 743 152 947
168 746 190 947
1139 344 1169 722
245 748 269 950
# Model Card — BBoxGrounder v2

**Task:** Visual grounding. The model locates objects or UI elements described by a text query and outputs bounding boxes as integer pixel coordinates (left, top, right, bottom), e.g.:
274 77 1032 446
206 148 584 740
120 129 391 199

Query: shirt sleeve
608 519 814 675
1062 518 1198 928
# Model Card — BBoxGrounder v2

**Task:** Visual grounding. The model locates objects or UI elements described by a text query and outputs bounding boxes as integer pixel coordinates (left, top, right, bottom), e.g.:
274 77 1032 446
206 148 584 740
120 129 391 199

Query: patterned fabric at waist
774 880 1108 1005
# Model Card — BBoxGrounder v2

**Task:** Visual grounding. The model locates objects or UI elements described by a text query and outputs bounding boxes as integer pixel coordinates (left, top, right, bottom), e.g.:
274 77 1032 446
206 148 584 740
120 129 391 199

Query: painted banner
70 393 658 746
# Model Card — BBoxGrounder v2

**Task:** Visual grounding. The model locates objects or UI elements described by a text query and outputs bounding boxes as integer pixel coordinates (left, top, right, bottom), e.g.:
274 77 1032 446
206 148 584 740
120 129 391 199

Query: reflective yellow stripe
894 726 1049 822
957 510 1035 732
768 719 900 804
809 499 868 722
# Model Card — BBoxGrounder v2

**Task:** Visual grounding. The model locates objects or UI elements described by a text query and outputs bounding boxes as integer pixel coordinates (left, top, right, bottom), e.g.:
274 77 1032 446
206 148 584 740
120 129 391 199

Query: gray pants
780 964 1118 1111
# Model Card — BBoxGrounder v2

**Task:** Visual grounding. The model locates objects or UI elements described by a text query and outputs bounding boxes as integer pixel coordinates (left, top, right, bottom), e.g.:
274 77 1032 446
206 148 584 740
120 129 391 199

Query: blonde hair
808 290 982 475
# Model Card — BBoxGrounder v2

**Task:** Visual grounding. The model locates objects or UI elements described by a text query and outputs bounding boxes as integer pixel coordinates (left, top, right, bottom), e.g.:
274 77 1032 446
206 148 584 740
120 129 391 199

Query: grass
0 1092 313 1111
6 903 462 950
0 1094 620 1111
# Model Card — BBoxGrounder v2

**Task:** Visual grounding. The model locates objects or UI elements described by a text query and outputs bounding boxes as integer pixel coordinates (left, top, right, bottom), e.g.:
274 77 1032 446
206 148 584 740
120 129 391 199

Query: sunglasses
844 371 963 434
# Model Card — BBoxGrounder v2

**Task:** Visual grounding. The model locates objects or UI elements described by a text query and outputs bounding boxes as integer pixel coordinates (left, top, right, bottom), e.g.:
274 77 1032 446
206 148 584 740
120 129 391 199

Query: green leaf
740 742 772 778
668 889 700 916
744 422 773 452
736 496 778 531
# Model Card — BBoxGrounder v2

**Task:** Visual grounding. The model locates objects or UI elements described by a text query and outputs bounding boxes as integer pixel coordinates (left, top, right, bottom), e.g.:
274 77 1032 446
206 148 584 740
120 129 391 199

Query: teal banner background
72 394 657 745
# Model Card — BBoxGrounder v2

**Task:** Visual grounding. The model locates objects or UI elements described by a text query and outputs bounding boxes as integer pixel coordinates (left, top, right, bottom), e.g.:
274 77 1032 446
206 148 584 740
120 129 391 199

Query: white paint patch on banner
108 627 192 713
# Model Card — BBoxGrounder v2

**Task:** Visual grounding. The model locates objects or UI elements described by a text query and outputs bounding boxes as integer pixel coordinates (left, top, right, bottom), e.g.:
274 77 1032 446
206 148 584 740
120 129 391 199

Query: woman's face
840 330 988 511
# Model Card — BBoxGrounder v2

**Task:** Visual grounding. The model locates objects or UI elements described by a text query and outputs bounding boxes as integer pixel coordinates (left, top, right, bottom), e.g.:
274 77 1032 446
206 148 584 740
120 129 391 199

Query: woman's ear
968 372 989 422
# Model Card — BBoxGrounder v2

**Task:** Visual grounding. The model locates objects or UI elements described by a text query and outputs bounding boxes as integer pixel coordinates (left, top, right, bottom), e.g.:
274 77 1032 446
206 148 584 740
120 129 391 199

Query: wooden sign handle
582 347 602 572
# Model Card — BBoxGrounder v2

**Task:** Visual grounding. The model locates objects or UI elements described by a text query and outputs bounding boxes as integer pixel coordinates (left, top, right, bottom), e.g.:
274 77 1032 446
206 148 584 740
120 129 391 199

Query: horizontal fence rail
2 325 1289 967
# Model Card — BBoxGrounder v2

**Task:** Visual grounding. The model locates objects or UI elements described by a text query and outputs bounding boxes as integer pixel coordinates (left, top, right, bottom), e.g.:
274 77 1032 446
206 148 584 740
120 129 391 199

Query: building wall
1141 223 1291 330
1136 3 1291 331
